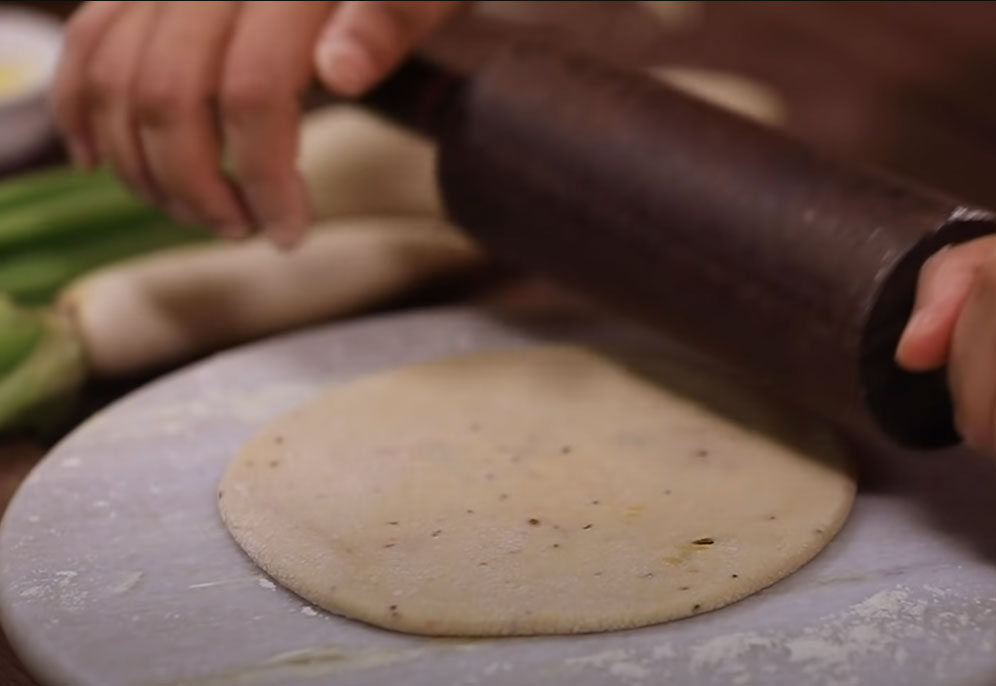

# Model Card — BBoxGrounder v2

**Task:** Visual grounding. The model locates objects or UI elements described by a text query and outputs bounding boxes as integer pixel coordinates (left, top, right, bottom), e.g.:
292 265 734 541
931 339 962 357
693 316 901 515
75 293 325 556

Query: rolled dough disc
218 345 856 637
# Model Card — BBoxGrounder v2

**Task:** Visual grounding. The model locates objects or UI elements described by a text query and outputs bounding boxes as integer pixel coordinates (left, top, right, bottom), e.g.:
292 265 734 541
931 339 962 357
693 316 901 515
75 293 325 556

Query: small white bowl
0 7 65 168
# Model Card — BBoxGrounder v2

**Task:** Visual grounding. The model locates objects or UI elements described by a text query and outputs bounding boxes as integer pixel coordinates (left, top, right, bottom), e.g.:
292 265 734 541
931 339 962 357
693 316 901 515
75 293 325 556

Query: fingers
895 237 996 371
948 260 996 451
86 1 159 198
315 1 467 97
51 1 127 167
53 0 460 247
220 1 336 247
132 1 251 237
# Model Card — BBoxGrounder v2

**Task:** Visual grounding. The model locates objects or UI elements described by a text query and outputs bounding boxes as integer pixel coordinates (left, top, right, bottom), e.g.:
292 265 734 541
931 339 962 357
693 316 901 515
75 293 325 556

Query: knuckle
220 73 278 119
231 157 274 188
86 62 128 109
133 82 190 128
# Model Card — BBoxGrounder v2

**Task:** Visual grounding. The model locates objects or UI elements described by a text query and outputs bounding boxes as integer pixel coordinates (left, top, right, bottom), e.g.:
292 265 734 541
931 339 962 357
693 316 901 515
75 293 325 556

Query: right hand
51 1 467 248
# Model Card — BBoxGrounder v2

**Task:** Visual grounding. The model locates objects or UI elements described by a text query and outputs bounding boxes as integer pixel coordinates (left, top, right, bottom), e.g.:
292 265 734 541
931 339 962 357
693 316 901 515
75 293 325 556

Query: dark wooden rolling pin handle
360 42 996 450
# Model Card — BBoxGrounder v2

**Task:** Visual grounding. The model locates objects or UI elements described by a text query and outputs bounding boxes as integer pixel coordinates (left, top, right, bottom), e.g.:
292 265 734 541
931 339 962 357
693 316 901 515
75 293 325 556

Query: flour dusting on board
78 383 314 443
557 584 996 685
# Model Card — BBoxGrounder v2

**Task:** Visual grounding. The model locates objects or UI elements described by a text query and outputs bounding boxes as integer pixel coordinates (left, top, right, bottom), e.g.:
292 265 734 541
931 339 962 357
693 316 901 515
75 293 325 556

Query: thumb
313 1 467 98
895 240 993 372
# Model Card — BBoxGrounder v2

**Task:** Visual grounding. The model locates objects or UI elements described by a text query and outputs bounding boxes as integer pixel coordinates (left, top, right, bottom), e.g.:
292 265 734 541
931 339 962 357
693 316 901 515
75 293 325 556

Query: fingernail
316 40 375 96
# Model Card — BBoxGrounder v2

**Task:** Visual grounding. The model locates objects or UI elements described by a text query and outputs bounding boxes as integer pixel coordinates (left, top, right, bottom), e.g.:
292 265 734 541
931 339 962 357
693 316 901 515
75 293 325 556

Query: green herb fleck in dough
693 604 702 612
268 460 280 469
387 521 399 526
582 524 593 530
561 445 572 454
528 518 541 526
431 529 442 537
693 537 715 545
274 435 284 445
731 574 739 578
383 543 395 548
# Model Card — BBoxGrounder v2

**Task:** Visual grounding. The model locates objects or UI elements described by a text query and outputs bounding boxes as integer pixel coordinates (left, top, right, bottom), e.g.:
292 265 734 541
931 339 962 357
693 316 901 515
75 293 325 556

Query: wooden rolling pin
359 41 996 450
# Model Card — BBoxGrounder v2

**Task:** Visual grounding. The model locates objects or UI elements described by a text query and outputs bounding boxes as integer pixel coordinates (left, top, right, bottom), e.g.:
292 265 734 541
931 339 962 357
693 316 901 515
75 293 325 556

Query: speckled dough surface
218 345 856 637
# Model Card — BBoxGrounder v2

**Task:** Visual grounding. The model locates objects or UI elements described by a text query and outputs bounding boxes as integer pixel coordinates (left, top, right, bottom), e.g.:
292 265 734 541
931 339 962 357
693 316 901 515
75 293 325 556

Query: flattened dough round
218 345 855 637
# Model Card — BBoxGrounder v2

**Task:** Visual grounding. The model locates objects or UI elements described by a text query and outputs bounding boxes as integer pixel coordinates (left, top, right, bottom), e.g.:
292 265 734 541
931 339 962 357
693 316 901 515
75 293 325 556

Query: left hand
50 1 466 249
896 234 996 452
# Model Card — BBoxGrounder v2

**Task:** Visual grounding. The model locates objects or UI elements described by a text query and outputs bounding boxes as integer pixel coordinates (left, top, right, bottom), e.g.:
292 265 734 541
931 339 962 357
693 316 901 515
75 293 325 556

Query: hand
895 235 996 451
51 1 466 248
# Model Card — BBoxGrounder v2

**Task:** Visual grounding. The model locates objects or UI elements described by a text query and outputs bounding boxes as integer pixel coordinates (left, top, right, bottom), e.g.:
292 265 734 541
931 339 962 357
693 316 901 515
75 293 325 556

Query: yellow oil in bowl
0 60 35 99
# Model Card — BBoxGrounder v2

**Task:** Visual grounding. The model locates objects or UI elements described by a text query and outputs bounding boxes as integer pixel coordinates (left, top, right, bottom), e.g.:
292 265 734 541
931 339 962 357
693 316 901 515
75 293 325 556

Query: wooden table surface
8 1 996 683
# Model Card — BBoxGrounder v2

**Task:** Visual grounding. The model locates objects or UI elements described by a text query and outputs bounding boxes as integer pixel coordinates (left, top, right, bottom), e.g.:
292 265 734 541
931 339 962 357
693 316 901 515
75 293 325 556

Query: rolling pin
358 41 996 450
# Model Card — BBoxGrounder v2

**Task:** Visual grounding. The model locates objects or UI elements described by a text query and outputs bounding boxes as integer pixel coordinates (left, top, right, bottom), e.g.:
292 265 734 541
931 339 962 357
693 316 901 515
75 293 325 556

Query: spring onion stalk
0 297 43 377
0 166 115 214
0 301 86 434
0 220 213 304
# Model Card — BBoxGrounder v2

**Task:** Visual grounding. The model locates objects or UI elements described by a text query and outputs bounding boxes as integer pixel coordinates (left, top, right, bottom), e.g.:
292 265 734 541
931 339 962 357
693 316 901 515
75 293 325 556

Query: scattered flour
690 633 775 671
109 571 144 595
258 577 277 591
557 584 996 685
608 661 651 680
566 649 633 669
